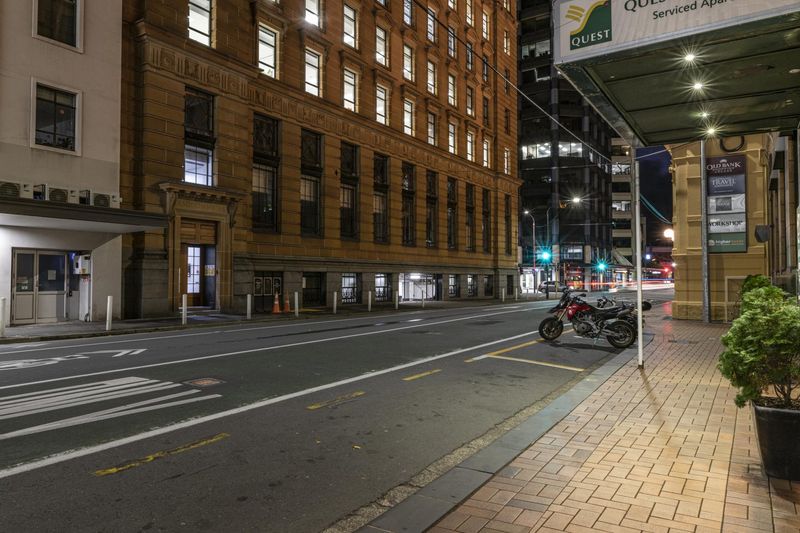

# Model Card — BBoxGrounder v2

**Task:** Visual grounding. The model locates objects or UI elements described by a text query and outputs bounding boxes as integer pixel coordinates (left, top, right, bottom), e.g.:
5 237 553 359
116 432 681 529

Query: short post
294 291 299 317
515 287 518 301
246 294 252 320
0 297 6 337
395 291 399 310
106 295 113 331
368 290 372 312
182 294 188 325
422 293 425 309
501 288 506 303
333 291 338 314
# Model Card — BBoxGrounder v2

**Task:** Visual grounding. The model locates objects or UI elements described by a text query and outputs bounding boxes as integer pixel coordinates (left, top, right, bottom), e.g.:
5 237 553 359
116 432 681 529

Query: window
447 74 457 106
448 122 456 154
558 141 583 157
504 68 510 94
482 138 490 167
34 84 77 152
403 45 414 80
376 27 388 66
258 25 278 78
301 129 323 235
426 61 437 94
504 194 511 255
426 170 438 247
482 55 489 82
188 0 212 46
305 0 320 26
340 142 359 238
465 0 473 25
402 162 416 246
482 188 490 252
466 86 474 116
466 42 474 70
373 154 389 243
447 177 458 249
466 132 475 162
376 85 388 125
305 49 321 96
483 275 493 296
403 0 413 25
466 184 475 251
467 274 477 296
187 246 201 293
252 114 280 230
375 274 392 301
503 147 510 174
343 5 357 47
481 11 489 40
341 273 361 304
522 143 551 159
447 27 456 57
503 31 510 54
184 88 214 185
504 108 510 133
427 112 437 145
37 0 79 47
448 0 456 9
448 274 459 297
426 9 436 42
613 163 631 175
403 99 414 136
343 68 358 111
482 96 489 126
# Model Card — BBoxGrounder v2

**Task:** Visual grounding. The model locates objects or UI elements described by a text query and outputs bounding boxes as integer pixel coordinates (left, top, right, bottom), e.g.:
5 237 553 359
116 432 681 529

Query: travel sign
706 155 747 253
554 0 800 63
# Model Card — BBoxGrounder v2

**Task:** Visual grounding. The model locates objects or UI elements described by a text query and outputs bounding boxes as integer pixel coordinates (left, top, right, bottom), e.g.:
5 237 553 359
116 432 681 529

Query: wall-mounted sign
707 155 747 253
253 277 263 296
555 0 800 64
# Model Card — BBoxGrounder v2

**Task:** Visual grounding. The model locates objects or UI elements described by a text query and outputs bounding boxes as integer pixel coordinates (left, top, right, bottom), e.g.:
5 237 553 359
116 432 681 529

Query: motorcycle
538 289 636 348
596 295 650 330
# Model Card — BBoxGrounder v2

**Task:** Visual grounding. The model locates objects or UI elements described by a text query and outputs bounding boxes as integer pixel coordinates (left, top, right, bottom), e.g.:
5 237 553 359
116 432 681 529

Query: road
0 289 672 532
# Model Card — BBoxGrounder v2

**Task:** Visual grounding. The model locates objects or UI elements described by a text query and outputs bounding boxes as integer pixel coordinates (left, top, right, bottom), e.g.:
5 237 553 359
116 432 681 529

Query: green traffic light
598 262 607 271
541 251 551 261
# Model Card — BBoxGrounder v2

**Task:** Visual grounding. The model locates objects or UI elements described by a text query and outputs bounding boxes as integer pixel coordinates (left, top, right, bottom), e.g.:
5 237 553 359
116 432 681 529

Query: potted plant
719 283 800 480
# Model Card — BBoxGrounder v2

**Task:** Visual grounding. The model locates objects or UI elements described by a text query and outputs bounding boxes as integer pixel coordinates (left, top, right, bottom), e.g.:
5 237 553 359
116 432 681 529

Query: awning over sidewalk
0 198 168 233
553 1 800 145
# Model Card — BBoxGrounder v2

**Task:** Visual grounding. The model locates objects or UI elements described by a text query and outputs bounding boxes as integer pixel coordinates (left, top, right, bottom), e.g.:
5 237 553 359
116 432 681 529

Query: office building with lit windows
517 0 614 291
121 0 520 316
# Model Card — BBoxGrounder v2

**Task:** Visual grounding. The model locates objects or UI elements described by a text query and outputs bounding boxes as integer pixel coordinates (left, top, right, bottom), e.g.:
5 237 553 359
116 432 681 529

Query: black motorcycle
538 290 636 349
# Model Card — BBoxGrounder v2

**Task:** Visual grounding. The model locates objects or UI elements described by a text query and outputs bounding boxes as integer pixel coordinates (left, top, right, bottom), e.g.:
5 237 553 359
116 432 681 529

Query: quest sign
706 155 747 253
554 0 800 63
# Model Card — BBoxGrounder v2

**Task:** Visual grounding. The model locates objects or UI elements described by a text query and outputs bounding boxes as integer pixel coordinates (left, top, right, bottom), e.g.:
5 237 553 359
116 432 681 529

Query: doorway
12 249 68 324
182 244 216 307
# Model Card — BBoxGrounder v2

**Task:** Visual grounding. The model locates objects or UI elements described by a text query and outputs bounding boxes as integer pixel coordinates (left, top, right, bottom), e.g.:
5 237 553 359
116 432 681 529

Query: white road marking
0 328 540 479
0 307 533 392
0 349 150 372
407 319 423 322
0 377 150 402
0 378 161 409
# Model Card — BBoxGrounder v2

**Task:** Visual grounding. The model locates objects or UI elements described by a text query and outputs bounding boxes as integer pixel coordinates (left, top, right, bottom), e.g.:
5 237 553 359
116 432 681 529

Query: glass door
12 251 35 324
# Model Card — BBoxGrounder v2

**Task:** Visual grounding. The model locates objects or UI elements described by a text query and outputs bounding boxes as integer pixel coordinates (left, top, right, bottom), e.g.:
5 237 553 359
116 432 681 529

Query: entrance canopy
554 0 800 145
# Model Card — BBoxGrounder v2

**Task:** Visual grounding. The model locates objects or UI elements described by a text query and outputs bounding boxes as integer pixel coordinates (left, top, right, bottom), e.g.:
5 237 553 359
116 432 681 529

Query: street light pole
524 210 536 289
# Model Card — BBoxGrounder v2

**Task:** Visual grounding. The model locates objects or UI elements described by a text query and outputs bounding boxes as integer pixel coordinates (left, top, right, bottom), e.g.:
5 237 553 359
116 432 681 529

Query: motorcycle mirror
642 301 652 311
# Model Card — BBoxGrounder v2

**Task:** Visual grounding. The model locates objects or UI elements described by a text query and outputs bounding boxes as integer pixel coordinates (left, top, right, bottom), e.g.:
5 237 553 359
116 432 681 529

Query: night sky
637 146 673 245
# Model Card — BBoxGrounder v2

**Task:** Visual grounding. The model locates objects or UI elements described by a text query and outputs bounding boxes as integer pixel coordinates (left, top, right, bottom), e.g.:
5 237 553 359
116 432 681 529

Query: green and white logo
567 0 612 50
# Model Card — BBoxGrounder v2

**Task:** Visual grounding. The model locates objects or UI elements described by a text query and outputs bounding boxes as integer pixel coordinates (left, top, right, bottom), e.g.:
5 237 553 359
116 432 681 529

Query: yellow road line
306 390 365 410
93 432 230 477
486 338 545 356
402 369 442 381
487 354 584 372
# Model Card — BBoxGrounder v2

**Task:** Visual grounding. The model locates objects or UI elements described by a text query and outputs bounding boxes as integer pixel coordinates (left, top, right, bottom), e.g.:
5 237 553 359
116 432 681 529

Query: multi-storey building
121 0 519 317
610 138 635 282
0 1 166 325
517 0 613 291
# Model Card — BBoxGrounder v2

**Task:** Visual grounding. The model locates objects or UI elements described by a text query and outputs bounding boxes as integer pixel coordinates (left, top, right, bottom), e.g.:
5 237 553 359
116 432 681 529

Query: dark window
402 162 415 246
483 275 493 296
374 153 389 186
184 88 214 185
340 142 359 239
37 0 77 46
301 129 323 175
482 55 489 82
466 42 474 70
252 114 280 230
612 181 631 193
447 177 457 249
34 84 76 151
482 97 489 127
466 184 475 252
613 219 632 230
426 170 438 248
373 154 389 243
301 176 321 235
253 114 279 159
504 109 510 134
482 188 491 253
504 194 511 255
504 68 510 94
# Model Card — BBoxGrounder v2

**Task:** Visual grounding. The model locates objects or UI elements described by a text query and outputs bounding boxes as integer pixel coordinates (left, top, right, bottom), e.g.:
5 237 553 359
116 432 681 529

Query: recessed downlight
684 53 696 63
790 68 800 74
692 81 704 91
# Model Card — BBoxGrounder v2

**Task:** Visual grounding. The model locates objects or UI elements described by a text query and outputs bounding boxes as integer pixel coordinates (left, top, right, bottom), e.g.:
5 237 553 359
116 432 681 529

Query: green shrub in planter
740 274 772 297
720 285 800 479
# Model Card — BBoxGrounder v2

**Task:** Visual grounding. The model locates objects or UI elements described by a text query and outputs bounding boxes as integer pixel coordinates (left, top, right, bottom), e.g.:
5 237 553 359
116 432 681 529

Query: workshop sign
706 155 747 253
555 0 800 63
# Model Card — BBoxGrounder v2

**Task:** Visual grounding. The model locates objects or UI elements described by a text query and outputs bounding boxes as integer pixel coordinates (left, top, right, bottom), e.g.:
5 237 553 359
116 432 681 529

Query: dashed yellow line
402 369 442 381
465 338 546 362
306 391 365 410
93 432 230 477
487 354 584 372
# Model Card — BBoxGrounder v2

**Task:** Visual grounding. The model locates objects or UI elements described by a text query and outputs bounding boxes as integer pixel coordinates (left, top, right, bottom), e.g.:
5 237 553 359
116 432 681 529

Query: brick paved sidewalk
429 319 800 533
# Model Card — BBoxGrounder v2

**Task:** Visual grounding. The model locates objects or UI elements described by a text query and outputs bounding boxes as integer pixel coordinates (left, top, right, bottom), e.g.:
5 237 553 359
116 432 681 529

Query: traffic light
597 262 607 272
541 250 551 262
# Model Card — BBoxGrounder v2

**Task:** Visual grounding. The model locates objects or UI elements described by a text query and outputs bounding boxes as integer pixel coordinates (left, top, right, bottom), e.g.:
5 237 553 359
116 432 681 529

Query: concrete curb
357 338 652 533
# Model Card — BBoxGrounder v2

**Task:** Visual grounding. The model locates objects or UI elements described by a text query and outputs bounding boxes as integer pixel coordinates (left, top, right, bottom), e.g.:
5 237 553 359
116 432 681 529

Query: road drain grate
185 377 225 387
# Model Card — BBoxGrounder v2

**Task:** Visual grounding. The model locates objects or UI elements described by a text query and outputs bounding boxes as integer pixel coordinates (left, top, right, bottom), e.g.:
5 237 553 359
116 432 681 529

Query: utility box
73 254 91 275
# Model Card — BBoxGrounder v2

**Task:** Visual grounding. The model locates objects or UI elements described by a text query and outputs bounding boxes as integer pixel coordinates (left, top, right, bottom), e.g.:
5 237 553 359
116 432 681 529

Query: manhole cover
185 377 225 387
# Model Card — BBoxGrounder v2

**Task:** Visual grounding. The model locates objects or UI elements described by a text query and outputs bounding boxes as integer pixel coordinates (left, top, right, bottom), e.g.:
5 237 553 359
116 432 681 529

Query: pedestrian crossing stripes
0 377 220 441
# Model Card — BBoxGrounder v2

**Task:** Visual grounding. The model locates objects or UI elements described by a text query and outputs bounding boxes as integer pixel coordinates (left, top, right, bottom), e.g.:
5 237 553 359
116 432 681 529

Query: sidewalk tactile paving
430 318 800 532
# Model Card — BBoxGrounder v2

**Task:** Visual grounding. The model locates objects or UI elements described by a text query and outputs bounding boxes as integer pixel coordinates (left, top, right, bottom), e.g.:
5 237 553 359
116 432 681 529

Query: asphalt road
0 289 672 532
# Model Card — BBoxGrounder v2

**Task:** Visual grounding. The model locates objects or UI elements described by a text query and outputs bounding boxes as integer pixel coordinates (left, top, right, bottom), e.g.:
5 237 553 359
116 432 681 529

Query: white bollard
515 287 518 301
395 291 399 310
422 294 425 309
0 297 6 337
182 294 188 325
333 291 338 314
106 295 113 331
294 291 299 317
246 294 252 320
368 290 372 312
502 288 506 302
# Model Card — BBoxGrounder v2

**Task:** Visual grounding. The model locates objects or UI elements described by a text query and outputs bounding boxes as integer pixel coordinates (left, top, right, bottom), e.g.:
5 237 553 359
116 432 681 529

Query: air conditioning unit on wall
91 192 111 208
46 185 69 203
0 181 21 199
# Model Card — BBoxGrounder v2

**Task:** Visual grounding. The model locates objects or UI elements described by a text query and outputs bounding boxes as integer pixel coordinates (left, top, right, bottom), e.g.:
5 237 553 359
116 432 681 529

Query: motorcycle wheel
538 317 564 341
606 321 635 349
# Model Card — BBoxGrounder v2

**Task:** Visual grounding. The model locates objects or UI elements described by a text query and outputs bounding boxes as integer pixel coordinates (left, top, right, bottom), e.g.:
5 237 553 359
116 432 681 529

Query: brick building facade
121 0 519 316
